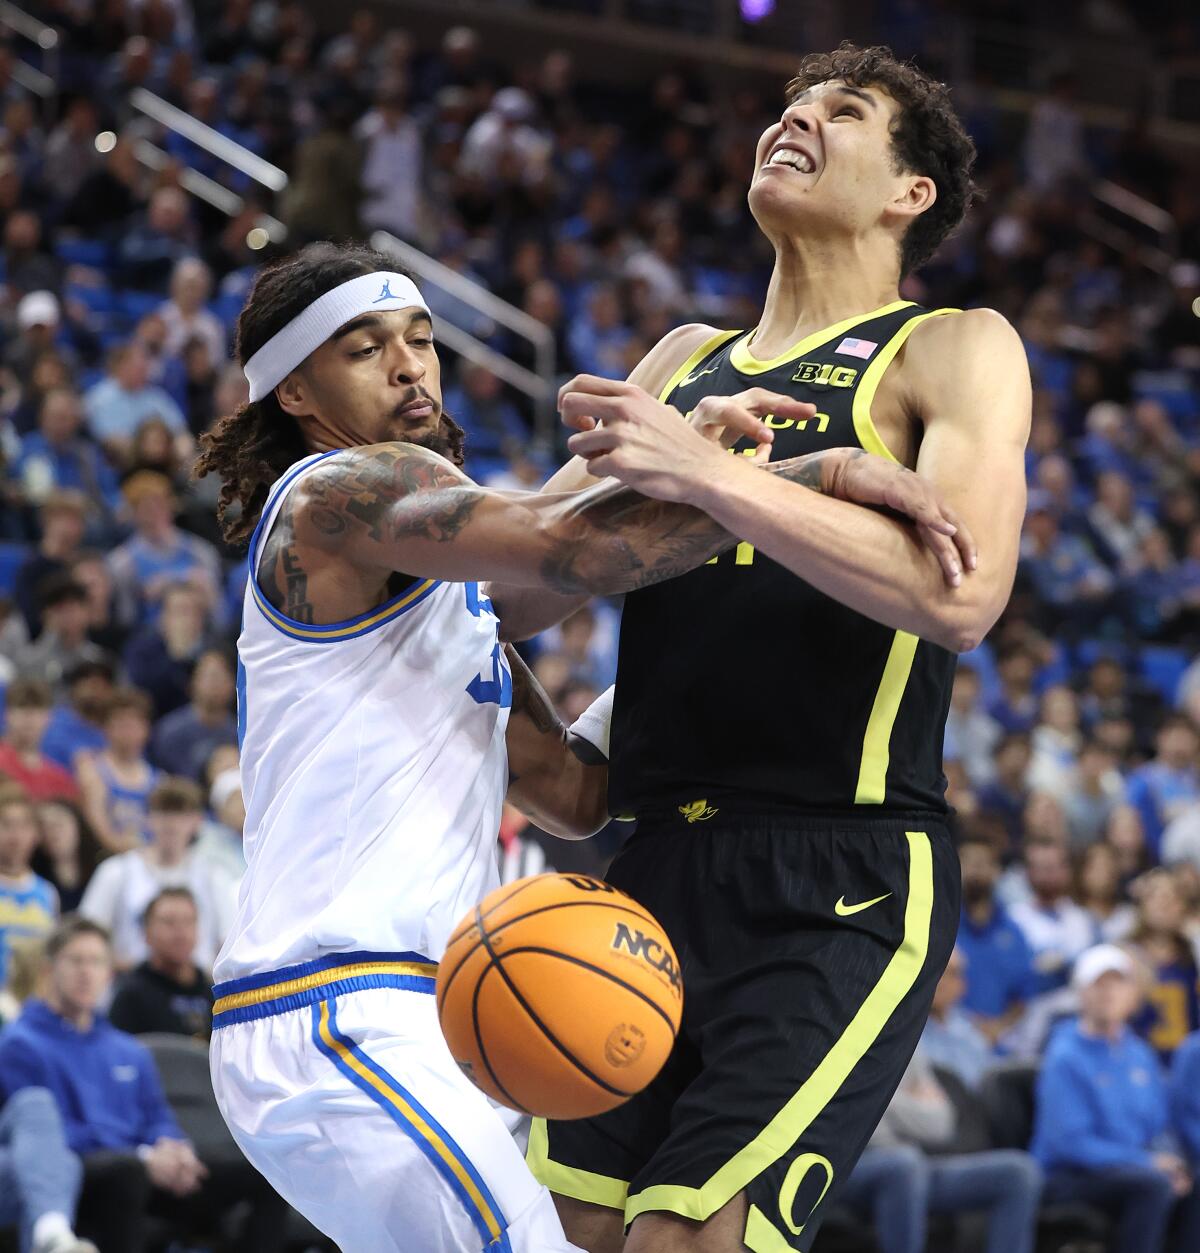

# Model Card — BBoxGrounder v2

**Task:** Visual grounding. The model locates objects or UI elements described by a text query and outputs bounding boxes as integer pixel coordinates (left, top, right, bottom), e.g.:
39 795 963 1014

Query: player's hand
825 449 978 588
686 389 816 461
560 376 811 502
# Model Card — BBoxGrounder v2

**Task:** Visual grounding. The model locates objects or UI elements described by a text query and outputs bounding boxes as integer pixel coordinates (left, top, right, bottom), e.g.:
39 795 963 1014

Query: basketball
436 873 683 1120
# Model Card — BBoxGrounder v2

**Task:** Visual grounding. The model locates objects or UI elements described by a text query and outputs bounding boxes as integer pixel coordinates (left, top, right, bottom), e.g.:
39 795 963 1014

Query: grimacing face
278 307 450 456
748 80 934 246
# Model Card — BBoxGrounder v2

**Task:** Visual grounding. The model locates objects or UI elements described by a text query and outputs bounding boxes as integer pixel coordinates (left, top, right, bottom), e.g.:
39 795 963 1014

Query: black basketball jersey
609 300 960 818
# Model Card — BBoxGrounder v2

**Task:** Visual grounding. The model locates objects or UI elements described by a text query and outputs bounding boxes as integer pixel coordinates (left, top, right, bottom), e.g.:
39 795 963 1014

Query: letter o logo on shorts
778 1152 835 1237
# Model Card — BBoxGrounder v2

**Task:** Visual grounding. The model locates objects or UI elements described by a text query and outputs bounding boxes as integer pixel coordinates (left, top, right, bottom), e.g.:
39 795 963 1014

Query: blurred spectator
280 94 364 244
838 1044 1042 1253
1107 803 1152 884
31 802 99 916
0 680 79 804
107 474 221 629
0 1084 95 1253
42 95 100 205
123 583 218 719
1171 1030 1200 1251
0 788 58 991
1064 738 1125 849
3 213 60 298
919 947 996 1089
1077 840 1137 943
1163 804 1200 875
443 364 528 472
945 665 1001 786
1032 944 1196 1253
12 493 87 639
458 87 551 188
149 650 237 780
986 646 1039 734
14 392 119 519
1010 840 1097 996
956 832 1037 1044
1028 685 1082 798
1129 871 1200 1062
3 292 76 390
14 578 109 696
1020 495 1118 640
79 777 235 971
40 661 115 775
195 768 245 883
82 347 188 468
75 688 158 855
156 258 225 367
116 186 198 292
1088 471 1156 574
1126 716 1200 863
0 917 286 1253
976 733 1032 846
568 283 633 379
355 77 423 239
108 887 214 1040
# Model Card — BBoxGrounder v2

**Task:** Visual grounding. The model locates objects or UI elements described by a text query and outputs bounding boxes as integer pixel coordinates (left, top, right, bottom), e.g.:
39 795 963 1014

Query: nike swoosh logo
834 892 891 917
679 365 720 387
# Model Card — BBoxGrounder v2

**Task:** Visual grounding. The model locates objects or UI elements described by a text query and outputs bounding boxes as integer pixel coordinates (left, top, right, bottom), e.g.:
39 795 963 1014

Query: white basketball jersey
213 452 512 982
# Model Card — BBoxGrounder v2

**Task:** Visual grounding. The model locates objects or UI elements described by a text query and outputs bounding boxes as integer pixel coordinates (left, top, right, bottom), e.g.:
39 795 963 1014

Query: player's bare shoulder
898 308 1031 432
631 322 725 397
904 307 1028 389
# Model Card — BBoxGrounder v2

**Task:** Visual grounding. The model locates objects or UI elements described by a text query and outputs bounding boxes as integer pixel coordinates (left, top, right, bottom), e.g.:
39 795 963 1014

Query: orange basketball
436 873 683 1120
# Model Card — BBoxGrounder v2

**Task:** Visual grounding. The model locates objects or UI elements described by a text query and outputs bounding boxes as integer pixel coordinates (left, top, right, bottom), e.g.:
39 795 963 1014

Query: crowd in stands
0 0 1197 1249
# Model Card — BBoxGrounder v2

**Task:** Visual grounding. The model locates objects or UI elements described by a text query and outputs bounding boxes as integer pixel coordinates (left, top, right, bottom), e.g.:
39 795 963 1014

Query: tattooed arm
504 647 608 840
291 439 842 599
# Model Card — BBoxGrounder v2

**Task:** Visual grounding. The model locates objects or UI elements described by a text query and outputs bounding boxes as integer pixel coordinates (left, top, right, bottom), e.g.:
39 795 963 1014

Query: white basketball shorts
210 950 581 1252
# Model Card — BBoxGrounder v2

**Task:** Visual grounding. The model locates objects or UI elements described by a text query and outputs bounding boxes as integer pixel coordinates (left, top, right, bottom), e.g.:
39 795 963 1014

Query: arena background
0 0 1199 1249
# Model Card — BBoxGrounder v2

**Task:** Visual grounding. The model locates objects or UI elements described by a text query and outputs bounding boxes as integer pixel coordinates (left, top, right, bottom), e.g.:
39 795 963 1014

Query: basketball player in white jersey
194 243 969 1253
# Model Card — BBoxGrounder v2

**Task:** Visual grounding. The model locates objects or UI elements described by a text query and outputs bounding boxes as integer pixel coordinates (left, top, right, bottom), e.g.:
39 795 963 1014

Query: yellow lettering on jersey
761 412 830 433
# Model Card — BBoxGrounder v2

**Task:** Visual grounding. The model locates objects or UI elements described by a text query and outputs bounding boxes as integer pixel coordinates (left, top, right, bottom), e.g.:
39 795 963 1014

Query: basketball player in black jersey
489 43 1030 1253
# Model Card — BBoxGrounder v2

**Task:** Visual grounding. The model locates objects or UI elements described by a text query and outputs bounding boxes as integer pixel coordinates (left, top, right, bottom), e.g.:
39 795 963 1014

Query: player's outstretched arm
291 440 739 595
504 646 608 841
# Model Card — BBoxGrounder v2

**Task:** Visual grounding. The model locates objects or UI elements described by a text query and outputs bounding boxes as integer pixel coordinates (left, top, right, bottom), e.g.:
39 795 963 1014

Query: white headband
244 271 430 402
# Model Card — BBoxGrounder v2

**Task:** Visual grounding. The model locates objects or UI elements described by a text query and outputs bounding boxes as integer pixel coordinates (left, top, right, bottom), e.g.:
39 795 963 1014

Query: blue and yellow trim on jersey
311 996 512 1251
247 451 443 643
211 950 437 1028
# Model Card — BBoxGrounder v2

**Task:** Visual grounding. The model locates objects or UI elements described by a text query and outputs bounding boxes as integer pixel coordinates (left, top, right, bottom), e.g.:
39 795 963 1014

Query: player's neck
749 240 900 362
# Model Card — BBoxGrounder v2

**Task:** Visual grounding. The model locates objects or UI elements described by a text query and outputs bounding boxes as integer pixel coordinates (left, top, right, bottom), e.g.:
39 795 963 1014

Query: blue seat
54 238 113 269
119 289 163 322
1140 646 1190 705
67 281 119 316
0 542 30 596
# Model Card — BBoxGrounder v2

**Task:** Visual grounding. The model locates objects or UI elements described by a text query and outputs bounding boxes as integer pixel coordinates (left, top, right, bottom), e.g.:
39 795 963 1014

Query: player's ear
275 370 309 417
888 174 937 224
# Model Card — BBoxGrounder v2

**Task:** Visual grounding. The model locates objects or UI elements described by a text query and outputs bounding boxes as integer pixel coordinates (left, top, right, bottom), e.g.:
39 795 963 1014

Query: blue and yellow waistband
212 950 437 1029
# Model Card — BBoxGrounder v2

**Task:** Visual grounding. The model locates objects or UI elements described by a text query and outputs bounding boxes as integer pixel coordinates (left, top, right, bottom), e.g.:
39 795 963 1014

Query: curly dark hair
786 43 979 276
194 242 465 547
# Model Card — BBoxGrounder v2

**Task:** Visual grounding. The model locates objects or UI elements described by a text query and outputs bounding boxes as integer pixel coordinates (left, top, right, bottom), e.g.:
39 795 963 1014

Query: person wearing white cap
1031 943 1199 1253
191 239 967 1253
3 291 67 388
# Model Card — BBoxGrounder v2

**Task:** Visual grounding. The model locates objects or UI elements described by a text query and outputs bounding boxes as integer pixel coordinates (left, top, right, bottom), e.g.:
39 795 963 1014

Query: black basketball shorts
527 807 960 1252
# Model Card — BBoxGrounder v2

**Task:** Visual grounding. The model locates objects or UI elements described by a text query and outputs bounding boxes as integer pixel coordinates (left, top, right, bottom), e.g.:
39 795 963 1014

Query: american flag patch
835 337 878 360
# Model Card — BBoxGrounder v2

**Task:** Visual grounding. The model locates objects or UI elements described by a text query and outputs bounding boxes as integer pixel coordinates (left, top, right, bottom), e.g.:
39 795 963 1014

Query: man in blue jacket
0 916 206 1251
1032 944 1199 1253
